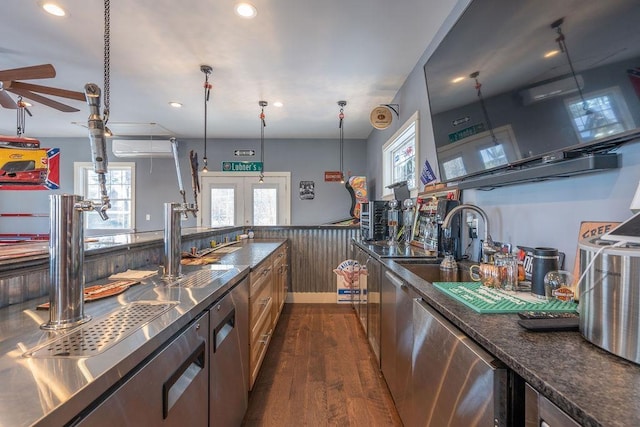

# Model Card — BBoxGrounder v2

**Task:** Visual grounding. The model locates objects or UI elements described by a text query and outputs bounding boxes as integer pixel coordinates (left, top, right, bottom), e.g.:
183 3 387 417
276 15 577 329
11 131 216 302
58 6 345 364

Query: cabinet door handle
258 329 273 344
162 340 205 419
212 308 235 354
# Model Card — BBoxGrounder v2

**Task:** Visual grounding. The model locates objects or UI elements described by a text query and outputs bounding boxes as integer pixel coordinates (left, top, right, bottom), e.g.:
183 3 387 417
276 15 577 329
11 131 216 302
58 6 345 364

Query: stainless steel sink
394 259 472 283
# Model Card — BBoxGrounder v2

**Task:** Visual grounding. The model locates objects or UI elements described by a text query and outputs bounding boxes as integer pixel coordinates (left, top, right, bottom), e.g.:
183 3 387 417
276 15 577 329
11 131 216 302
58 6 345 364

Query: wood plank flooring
243 304 402 427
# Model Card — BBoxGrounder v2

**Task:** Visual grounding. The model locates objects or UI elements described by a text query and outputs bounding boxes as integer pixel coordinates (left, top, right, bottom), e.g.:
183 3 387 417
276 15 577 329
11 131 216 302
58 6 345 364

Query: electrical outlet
145 214 151 221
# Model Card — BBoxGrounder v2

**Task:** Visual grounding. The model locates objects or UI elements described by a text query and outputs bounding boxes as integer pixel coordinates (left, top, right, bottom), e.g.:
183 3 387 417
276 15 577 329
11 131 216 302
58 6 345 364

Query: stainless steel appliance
412 297 507 426
525 383 580 427
381 270 418 424
210 277 249 426
579 238 640 364
75 312 210 426
360 201 389 241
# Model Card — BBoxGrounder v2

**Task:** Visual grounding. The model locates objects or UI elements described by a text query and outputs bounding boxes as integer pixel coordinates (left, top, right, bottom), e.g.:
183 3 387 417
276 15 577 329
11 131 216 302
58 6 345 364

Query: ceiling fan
0 63 85 113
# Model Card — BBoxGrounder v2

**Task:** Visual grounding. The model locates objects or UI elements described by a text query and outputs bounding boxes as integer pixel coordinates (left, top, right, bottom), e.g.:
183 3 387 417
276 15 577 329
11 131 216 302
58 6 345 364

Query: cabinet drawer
250 262 272 297
249 269 272 327
250 297 273 388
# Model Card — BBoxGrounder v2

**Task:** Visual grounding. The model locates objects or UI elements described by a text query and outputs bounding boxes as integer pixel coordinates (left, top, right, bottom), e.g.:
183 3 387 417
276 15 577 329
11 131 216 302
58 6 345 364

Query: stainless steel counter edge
0 240 285 427
352 240 637 427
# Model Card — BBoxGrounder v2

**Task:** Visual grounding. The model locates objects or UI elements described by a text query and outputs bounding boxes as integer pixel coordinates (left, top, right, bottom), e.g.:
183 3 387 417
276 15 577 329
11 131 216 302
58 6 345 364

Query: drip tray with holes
169 267 234 288
23 301 178 358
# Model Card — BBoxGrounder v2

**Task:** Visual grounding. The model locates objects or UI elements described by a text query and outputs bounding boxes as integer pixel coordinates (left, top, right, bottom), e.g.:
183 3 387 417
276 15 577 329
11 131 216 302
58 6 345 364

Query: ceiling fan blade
0 90 17 109
8 88 80 112
9 81 85 102
0 64 56 81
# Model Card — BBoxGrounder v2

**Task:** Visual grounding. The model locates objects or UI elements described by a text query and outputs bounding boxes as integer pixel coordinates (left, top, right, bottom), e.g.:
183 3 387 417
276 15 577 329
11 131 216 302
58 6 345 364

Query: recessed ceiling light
41 2 66 17
451 76 465 83
169 101 183 108
235 3 257 18
273 101 283 107
544 50 560 58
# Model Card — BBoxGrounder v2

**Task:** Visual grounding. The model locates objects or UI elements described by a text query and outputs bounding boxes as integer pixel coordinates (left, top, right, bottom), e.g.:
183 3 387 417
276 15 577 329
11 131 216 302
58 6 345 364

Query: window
382 112 419 198
565 87 636 143
200 173 290 226
74 162 135 234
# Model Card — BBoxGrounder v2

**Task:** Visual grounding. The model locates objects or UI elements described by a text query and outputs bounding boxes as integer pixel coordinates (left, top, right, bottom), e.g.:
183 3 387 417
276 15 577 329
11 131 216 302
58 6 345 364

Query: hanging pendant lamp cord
103 0 110 124
473 75 498 144
555 24 588 112
260 106 266 173
339 107 344 175
204 72 211 161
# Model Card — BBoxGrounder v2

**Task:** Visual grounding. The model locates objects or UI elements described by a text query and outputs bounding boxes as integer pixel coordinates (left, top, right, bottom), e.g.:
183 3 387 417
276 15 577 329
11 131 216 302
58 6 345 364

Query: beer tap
81 83 111 220
170 137 198 219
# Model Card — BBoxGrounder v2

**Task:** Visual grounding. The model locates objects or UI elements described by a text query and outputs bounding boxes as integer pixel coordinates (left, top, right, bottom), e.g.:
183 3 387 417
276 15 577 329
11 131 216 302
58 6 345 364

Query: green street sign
222 161 263 172
448 123 485 143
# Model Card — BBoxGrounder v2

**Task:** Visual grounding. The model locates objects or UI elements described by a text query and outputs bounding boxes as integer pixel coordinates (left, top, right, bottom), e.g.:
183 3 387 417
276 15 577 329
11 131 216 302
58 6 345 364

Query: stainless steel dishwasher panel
75 312 209 426
210 277 249 427
412 298 507 427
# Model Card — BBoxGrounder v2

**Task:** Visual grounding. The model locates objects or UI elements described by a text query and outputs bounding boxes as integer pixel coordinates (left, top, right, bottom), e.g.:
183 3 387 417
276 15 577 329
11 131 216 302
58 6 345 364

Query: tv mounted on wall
424 0 640 189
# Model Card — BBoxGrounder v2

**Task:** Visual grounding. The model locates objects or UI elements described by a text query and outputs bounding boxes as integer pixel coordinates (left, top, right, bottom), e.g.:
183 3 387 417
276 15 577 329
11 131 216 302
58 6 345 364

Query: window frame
381 111 420 199
74 162 136 235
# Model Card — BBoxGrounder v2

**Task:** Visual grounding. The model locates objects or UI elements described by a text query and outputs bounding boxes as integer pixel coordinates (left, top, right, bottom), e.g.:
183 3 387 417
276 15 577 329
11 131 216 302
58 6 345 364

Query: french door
199 172 290 227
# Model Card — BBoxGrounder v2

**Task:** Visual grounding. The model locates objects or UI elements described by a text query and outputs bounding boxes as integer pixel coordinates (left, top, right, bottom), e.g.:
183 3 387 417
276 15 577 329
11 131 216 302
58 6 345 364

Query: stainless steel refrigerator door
210 277 249 427
76 312 209 426
412 298 507 427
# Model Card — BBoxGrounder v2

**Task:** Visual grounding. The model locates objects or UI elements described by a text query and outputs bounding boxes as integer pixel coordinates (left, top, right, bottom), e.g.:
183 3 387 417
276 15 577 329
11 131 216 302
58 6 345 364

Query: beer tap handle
84 83 111 220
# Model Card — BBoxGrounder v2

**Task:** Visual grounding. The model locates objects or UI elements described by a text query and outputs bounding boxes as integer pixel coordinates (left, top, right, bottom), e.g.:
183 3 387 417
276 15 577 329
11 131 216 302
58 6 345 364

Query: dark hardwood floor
243 304 402 426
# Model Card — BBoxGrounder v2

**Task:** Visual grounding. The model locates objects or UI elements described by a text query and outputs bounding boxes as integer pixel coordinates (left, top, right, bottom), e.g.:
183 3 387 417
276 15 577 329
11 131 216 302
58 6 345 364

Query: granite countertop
0 239 284 427
353 240 638 427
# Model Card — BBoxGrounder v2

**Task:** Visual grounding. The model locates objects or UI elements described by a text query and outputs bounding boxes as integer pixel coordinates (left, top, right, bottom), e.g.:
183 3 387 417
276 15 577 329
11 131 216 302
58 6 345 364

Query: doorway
199 172 290 227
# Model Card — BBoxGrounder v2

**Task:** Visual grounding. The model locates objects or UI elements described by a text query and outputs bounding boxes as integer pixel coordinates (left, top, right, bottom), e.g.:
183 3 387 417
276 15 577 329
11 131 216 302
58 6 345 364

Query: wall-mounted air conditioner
520 75 584 105
112 139 174 158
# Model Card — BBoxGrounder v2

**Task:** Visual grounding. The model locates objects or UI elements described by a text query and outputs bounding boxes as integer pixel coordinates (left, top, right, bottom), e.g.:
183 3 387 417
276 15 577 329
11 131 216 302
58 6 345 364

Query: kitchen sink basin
393 259 472 283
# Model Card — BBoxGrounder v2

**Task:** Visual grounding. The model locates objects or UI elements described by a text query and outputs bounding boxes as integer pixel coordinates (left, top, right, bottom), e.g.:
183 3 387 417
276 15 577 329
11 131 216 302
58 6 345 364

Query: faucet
42 83 111 330
441 203 497 262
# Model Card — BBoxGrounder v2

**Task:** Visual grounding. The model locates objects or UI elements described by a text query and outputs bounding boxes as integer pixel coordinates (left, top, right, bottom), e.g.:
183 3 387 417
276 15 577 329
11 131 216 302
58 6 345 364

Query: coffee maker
414 197 461 259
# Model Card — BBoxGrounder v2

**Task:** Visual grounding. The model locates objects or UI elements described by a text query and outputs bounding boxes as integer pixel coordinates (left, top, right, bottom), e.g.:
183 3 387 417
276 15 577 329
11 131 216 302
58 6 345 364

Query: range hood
456 153 619 190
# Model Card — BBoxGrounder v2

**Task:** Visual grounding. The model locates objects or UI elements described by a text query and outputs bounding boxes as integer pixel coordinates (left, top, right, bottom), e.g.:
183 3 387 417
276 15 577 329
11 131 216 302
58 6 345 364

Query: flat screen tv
424 0 640 184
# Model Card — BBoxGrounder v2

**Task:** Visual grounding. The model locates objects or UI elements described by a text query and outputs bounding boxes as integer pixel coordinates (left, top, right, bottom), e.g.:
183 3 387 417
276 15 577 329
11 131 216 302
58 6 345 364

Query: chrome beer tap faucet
42 83 111 330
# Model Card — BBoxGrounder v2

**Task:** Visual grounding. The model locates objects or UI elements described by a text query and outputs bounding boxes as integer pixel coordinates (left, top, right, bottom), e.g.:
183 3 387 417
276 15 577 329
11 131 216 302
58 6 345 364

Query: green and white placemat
433 282 578 314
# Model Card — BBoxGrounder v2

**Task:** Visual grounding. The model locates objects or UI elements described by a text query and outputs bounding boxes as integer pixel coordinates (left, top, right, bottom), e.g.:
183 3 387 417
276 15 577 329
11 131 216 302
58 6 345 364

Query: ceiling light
169 101 182 108
544 49 560 58
273 101 283 108
451 76 465 83
41 2 66 16
235 3 257 18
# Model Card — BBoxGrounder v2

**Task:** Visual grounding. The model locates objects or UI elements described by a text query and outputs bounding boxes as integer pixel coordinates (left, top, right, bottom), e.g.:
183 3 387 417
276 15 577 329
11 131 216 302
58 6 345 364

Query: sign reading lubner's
222 161 263 172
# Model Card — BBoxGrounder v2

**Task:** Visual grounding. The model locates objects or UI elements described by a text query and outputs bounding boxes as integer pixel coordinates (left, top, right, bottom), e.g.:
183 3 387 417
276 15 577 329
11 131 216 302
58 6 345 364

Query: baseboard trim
286 292 350 304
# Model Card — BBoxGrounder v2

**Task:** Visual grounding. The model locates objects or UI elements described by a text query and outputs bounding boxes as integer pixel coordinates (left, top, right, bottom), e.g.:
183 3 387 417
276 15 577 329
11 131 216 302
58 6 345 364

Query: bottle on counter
248 229 254 239
440 254 459 282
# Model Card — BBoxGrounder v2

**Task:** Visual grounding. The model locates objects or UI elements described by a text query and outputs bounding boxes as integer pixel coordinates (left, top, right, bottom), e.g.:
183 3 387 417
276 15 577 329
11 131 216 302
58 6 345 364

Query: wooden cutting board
36 280 141 310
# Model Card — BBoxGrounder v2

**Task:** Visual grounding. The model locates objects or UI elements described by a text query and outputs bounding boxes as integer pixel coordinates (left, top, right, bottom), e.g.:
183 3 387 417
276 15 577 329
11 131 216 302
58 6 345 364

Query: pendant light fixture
470 71 498 144
258 100 267 183
201 65 213 173
551 18 590 114
337 100 347 183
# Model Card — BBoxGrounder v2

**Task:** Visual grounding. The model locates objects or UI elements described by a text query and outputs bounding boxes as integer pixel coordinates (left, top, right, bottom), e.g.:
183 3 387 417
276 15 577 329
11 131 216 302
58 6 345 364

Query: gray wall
0 136 366 234
366 0 640 272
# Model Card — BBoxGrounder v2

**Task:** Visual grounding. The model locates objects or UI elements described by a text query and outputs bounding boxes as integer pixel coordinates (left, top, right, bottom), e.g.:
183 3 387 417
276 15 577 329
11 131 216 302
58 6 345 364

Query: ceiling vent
112 139 174 158
520 75 584 105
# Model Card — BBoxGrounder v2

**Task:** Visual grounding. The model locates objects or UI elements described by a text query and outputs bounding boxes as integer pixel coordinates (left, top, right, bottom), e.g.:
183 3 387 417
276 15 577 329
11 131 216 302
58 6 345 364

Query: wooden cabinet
271 243 288 326
248 243 289 389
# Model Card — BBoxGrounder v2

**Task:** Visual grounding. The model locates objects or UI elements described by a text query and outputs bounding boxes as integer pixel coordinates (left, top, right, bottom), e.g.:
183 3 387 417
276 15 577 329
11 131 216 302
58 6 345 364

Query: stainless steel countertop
0 239 284 427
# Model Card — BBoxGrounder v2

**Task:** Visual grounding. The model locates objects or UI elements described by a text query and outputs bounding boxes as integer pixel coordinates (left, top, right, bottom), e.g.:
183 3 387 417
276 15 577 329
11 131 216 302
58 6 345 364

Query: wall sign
234 150 255 156
448 123 485 143
324 171 343 182
222 161 263 172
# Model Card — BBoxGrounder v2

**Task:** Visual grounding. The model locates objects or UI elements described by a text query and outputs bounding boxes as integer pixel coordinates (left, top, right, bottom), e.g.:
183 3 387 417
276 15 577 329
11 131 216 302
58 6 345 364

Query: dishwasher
412 297 508 427
74 311 209 426
209 277 249 426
